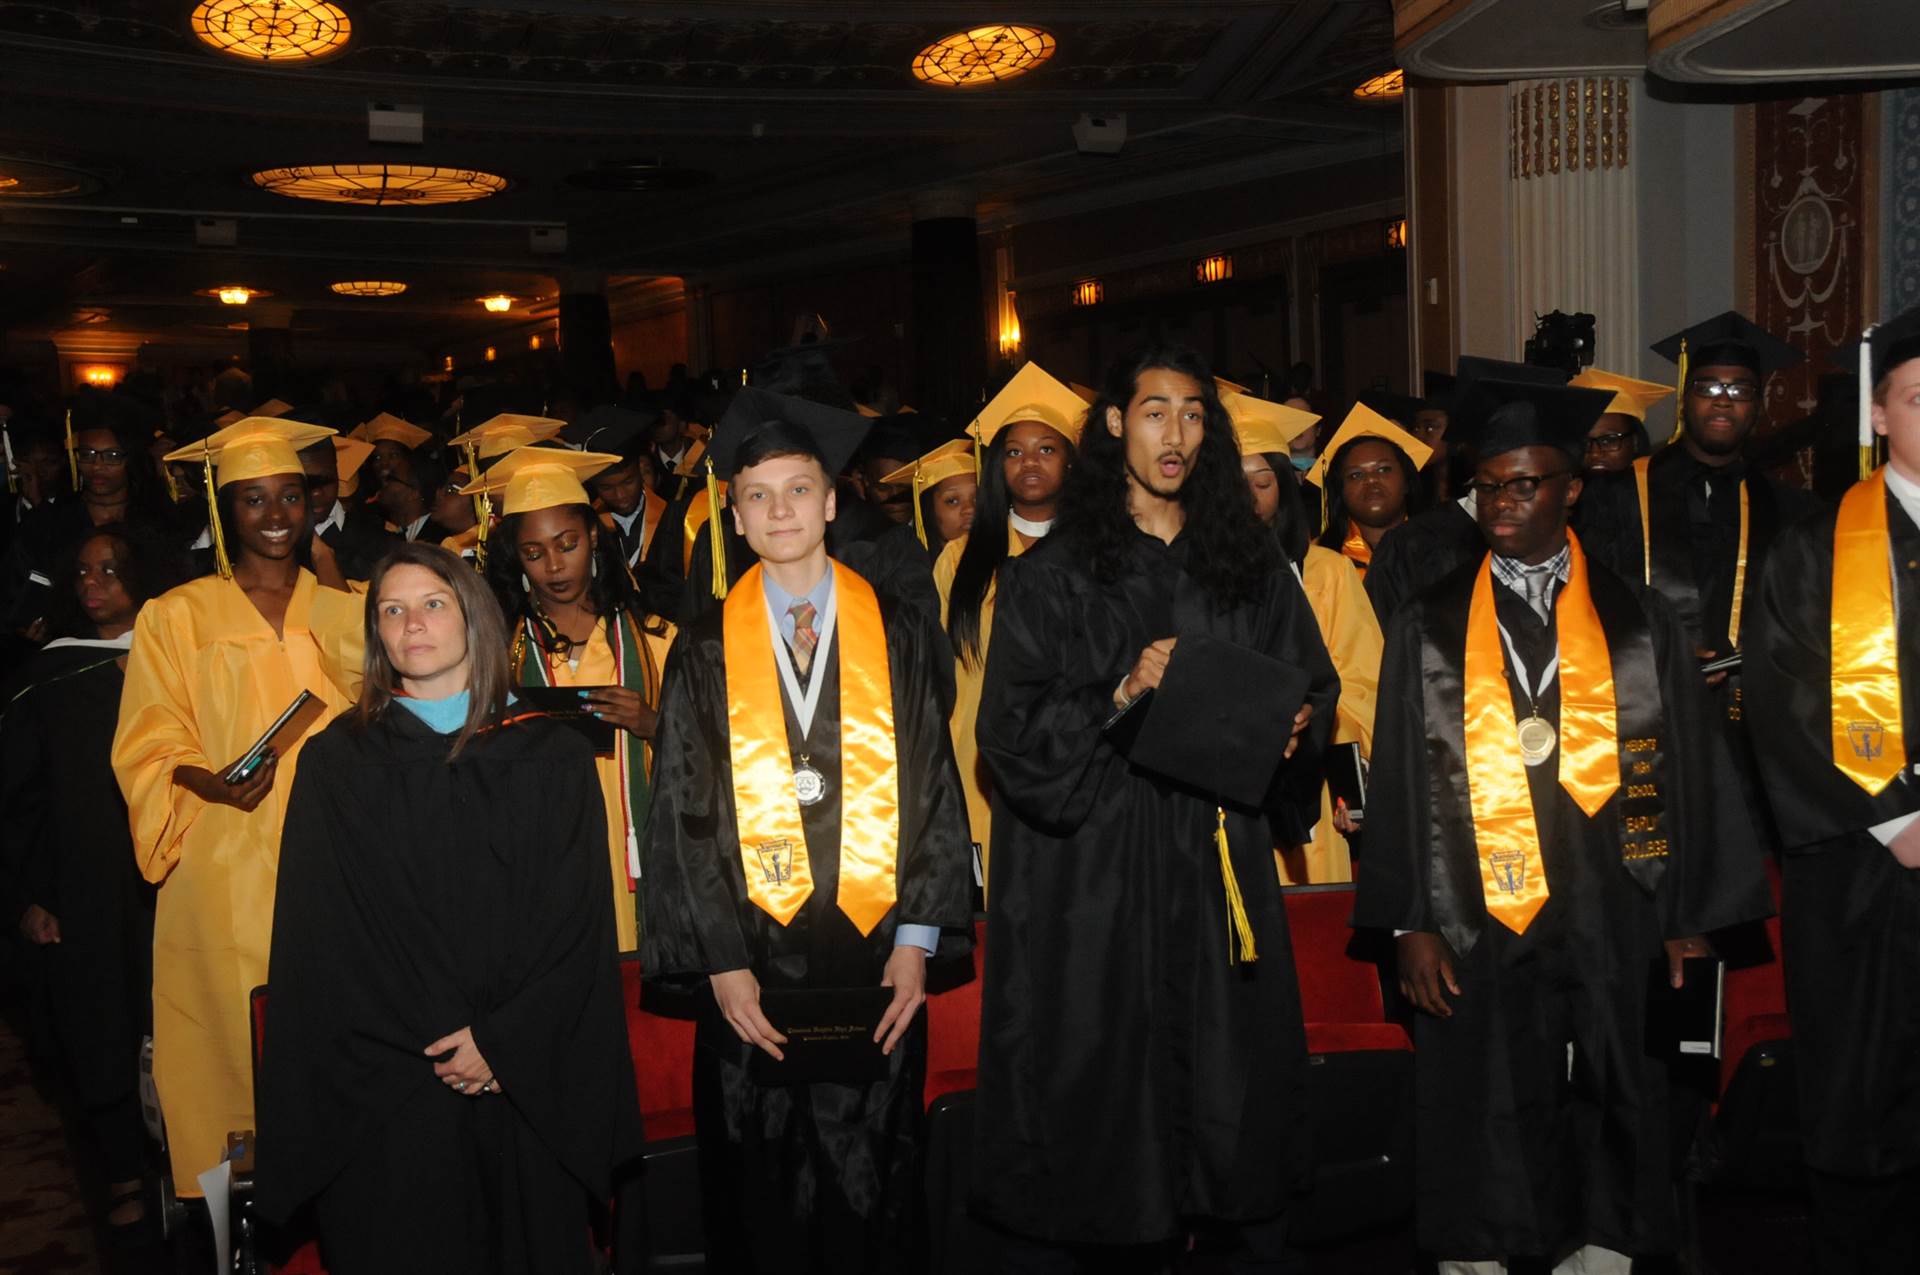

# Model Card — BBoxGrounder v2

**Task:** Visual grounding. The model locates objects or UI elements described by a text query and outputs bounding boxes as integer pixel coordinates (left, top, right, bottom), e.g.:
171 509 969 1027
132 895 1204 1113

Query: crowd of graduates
1 303 1917 1275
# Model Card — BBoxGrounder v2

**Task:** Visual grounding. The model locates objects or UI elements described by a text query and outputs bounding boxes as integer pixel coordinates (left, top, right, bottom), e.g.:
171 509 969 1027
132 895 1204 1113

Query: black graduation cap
1650 310 1803 378
561 403 659 453
1450 377 1616 462
857 419 922 468
1104 634 1313 808
709 386 872 481
1835 305 1920 387
1358 389 1425 427
1422 371 1457 411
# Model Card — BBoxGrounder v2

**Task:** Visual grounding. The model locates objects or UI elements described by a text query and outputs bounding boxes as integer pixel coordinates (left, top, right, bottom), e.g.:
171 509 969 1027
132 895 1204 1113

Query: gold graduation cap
1223 391 1320 457
213 409 245 428
1568 368 1674 422
855 403 884 419
968 363 1088 449
165 417 337 578
1302 403 1434 491
355 412 433 450
448 413 566 461
460 445 620 516
879 439 976 548
250 398 293 419
334 435 374 489
1068 382 1100 405
1214 375 1251 397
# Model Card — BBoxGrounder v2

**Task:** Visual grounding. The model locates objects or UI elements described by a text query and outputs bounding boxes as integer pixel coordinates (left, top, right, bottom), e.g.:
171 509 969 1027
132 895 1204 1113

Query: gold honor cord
723 563 901 934
1830 468 1906 794
1632 455 1749 650
1462 534 1619 934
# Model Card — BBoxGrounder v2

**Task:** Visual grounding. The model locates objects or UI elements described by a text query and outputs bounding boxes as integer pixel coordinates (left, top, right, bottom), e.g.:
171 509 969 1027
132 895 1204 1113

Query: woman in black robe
255 542 641 1274
1 523 183 1234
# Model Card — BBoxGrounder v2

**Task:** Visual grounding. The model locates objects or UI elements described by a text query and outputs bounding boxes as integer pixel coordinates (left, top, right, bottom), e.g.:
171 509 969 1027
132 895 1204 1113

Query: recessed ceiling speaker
1072 112 1127 156
195 217 237 247
531 226 567 254
368 103 424 145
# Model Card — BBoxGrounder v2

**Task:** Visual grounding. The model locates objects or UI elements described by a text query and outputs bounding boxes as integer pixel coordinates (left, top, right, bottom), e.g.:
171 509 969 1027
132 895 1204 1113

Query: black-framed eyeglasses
75 447 129 465
1585 430 1635 452
1687 379 1760 402
1469 470 1573 503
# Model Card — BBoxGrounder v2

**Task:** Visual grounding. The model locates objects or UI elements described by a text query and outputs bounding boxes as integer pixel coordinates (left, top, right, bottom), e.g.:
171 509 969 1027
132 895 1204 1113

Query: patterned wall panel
1886 88 1920 315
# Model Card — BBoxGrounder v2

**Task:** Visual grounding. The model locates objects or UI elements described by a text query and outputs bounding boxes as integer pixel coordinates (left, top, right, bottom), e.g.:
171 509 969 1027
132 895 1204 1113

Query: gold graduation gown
111 571 363 1194
932 519 1032 898
522 621 673 953
1278 545 1383 884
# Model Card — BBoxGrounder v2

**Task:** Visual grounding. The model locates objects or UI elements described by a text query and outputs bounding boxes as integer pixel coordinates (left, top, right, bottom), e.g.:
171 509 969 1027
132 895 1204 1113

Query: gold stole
1463 531 1620 934
1342 522 1373 577
1830 467 1906 794
722 562 902 935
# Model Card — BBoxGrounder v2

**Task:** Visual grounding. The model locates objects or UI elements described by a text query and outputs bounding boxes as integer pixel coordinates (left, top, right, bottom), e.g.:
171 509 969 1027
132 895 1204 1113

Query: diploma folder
223 690 326 784
513 684 617 755
1102 634 1312 808
750 987 893 1087
1645 956 1725 1059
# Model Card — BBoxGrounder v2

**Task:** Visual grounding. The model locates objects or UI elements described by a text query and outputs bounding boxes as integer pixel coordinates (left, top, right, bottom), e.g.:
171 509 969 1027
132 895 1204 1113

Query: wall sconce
1071 278 1104 307
1193 254 1233 285
998 291 1022 359
1386 218 1409 250
78 364 122 387
443 355 455 372
484 346 497 362
528 334 542 351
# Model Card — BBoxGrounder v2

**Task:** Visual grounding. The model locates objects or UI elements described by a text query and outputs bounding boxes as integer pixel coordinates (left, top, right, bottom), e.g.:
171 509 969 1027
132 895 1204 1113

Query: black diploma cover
750 986 894 1086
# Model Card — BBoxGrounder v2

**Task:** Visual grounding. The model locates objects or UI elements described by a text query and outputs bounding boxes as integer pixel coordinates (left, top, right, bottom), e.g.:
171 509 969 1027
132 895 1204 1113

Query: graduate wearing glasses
1356 376 1769 1273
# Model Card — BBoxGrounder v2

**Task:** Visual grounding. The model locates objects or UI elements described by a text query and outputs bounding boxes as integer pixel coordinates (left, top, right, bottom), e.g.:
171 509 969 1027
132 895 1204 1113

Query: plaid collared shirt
1489 541 1572 616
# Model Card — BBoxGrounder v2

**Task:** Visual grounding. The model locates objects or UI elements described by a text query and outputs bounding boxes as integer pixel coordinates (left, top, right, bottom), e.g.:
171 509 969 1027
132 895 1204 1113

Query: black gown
316 502 399 580
255 708 642 1274
1354 557 1772 1261
1364 498 1484 627
970 527 1339 1246
641 569 974 1273
1744 489 1920 1180
0 641 154 1176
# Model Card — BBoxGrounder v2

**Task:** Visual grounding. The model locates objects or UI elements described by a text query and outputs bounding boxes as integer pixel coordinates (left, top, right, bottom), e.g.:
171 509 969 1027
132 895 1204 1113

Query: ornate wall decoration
1887 88 1920 314
1510 77 1629 179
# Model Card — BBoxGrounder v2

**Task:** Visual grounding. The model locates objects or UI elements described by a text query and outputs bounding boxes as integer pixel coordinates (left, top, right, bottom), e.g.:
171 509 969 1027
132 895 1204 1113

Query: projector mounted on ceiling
1072 113 1127 156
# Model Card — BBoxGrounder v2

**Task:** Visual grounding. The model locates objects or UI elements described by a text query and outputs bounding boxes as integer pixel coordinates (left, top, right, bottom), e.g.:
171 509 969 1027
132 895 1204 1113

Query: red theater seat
621 958 696 1139
1719 859 1790 1097
923 920 987 1108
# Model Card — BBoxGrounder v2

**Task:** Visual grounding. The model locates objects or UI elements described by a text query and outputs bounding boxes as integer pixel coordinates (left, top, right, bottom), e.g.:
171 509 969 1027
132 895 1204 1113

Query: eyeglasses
1469 470 1572 503
75 447 129 465
1688 379 1761 402
1585 430 1635 452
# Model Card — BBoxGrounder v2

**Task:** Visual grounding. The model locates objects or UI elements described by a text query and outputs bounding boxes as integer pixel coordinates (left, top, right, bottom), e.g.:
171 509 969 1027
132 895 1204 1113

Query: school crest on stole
1848 720 1887 761
755 839 798 884
1490 849 1528 896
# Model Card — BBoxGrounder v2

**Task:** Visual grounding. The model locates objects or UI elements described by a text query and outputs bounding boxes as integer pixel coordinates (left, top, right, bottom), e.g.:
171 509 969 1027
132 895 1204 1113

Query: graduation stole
1341 521 1373 577
1462 532 1620 935
1830 467 1907 794
722 562 901 936
512 609 659 889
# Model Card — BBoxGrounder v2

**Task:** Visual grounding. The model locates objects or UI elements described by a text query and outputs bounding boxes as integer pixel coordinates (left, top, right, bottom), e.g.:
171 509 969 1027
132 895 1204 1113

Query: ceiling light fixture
1385 218 1409 250
191 0 351 62
330 280 408 297
480 295 514 313
912 25 1056 87
1071 278 1104 308
1193 255 1233 285
198 285 272 305
251 164 508 206
1352 69 1405 103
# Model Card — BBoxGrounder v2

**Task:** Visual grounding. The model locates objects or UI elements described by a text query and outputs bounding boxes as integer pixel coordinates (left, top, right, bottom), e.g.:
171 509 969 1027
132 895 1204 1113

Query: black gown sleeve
1351 601 1437 932
0 679 53 926
882 605 975 948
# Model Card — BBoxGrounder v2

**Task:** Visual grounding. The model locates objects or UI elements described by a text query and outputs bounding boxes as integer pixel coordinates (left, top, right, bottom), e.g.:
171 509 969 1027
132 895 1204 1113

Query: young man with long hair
971 345 1338 1269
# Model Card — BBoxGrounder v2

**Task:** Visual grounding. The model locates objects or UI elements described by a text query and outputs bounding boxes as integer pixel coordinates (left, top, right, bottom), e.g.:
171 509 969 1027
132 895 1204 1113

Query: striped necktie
788 599 818 678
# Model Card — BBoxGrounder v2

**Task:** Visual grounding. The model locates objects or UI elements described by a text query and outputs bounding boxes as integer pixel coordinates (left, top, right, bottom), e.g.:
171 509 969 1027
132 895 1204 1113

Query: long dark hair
43 522 189 640
1058 345 1277 611
485 503 641 655
1313 434 1422 552
356 542 511 759
1254 451 1312 570
215 473 315 571
946 431 1068 666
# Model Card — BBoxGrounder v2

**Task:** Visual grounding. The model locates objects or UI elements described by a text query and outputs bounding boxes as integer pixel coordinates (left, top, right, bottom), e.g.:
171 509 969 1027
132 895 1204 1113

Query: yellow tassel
204 455 233 578
64 408 79 491
705 456 728 599
911 469 928 549
1667 338 1689 445
1216 807 1258 964
463 441 489 570
162 461 181 503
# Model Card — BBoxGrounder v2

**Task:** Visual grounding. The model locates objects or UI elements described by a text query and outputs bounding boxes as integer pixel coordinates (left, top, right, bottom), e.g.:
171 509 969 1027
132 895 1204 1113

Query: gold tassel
911 469 929 549
162 456 181 503
1667 338 1688 445
64 408 79 491
1215 807 1258 964
463 441 489 570
705 456 728 599
204 455 233 578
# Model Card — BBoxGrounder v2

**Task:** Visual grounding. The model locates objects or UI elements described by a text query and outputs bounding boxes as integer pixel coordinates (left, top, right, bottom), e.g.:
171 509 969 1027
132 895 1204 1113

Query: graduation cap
1357 389 1425 428
879 439 976 547
1223 391 1320 457
709 386 872 481
213 409 245 428
1422 370 1457 412
1568 368 1674 422
561 403 660 453
333 435 374 494
448 413 566 461
250 398 293 419
165 417 337 577
857 420 922 469
1651 310 1803 381
355 412 433 450
1449 378 1616 463
968 363 1087 449
1837 305 1920 477
459 445 620 516
1302 403 1433 490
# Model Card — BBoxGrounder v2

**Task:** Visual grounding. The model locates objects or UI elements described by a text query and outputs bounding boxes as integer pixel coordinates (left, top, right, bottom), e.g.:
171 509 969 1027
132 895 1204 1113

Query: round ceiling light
198 285 272 304
479 295 515 313
912 25 1056 87
1352 69 1405 103
330 280 408 297
192 0 351 62
0 157 105 199
251 164 508 206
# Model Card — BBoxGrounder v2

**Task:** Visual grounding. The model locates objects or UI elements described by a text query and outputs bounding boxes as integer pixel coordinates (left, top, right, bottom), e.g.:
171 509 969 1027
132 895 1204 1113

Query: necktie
1521 567 1555 626
788 599 818 678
